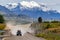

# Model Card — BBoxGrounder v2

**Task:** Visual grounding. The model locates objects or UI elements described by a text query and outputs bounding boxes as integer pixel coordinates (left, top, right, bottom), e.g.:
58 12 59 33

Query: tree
0 15 4 23
38 17 42 23
0 15 6 30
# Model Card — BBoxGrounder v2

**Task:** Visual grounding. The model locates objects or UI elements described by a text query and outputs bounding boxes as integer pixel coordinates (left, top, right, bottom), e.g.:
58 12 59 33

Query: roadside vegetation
0 14 6 35
32 17 60 40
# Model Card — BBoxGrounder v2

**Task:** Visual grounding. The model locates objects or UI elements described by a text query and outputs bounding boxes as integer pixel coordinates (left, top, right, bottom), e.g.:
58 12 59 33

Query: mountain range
0 4 32 24
0 1 60 21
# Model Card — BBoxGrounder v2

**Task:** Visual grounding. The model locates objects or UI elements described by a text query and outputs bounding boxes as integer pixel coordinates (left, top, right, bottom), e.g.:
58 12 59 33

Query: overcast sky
0 0 60 12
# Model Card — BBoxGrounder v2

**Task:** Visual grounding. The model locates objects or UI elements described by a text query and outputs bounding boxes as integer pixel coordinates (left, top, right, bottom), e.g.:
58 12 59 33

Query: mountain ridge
0 1 60 21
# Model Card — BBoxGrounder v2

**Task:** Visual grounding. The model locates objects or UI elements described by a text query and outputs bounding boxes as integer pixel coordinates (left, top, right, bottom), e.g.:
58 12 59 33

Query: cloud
0 0 21 5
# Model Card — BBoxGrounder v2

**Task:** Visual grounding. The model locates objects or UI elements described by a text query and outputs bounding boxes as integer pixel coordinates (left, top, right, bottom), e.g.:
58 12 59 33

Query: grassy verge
35 32 60 40
0 23 6 35
34 22 60 40
0 23 6 30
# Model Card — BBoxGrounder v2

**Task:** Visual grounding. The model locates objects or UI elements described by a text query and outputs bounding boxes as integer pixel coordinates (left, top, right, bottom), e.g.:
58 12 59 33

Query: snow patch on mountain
5 1 50 11
20 1 40 8
5 3 18 9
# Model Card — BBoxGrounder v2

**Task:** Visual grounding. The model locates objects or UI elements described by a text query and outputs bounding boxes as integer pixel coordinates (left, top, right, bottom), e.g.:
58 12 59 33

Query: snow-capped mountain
0 1 60 21
0 5 32 24
4 1 60 21
5 1 50 11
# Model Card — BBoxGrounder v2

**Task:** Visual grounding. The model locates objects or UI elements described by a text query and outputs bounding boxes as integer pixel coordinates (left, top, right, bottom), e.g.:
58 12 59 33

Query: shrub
43 21 49 23
44 24 51 29
35 33 46 37
51 21 59 23
0 24 6 30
